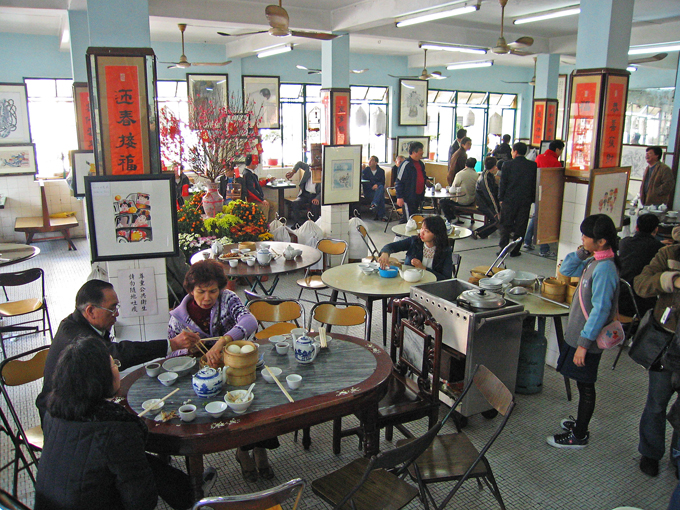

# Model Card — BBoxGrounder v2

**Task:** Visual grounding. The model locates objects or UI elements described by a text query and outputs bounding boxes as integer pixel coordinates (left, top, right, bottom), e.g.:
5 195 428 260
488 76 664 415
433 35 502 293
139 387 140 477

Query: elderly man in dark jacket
473 156 500 239
395 141 430 223
286 161 321 224
498 142 537 257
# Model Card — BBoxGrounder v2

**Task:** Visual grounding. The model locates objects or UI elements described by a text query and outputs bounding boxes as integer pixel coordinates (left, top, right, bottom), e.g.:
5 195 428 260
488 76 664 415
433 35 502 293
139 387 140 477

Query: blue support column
534 54 560 100
87 0 151 48
321 35 350 89
575 0 633 70
68 10 89 82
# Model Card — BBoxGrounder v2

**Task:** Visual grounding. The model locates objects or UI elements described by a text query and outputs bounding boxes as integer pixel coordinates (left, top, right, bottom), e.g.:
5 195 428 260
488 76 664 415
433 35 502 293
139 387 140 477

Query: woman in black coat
35 336 200 510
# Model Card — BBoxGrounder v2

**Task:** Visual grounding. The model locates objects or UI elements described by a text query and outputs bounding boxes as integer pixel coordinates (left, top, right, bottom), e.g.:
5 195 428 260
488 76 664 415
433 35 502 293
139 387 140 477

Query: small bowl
358 264 375 275
145 362 161 377
142 399 164 416
240 249 251 254
228 258 239 268
231 248 240 254
261 366 282 383
244 257 256 267
158 372 178 386
286 374 302 390
179 404 197 422
269 334 288 345
276 342 290 355
225 390 254 414
162 356 197 378
205 401 228 419
379 266 399 278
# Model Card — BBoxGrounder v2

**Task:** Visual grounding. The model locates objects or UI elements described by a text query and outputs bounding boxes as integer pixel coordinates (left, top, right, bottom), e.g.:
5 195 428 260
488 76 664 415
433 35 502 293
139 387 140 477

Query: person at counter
640 146 674 207
362 155 386 221
377 215 452 281
286 161 321 225
448 128 467 163
390 155 405 187
395 141 431 222
547 214 620 450
36 279 200 423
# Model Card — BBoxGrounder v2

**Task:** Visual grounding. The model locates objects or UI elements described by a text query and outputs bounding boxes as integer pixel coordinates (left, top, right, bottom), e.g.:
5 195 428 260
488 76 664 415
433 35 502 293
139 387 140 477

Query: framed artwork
321 144 362 206
186 73 228 130
321 88 351 145
396 136 430 158
242 75 279 129
567 73 602 172
399 79 427 126
540 140 552 155
531 98 558 147
0 83 31 144
0 143 37 176
620 144 661 181
86 47 161 176
556 74 568 140
598 74 629 168
73 82 94 150
69 150 95 197
84 174 178 262
585 167 630 228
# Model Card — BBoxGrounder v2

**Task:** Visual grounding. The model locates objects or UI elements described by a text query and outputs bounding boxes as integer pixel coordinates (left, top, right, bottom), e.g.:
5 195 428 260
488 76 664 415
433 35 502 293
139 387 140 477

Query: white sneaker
202 467 217 496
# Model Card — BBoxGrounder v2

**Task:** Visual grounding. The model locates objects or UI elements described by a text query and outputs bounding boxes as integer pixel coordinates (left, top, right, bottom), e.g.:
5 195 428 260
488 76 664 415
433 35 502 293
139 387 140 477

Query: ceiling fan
560 53 668 66
491 0 534 56
296 65 368 75
161 24 232 69
218 0 338 41
388 49 447 80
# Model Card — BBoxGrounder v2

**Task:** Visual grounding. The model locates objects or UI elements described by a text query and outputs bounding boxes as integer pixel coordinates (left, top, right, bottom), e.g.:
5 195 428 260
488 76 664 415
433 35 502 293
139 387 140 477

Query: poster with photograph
0 143 37 176
322 144 362 205
396 136 430 158
0 83 31 144
85 174 177 262
242 76 280 129
399 79 427 126
586 167 630 228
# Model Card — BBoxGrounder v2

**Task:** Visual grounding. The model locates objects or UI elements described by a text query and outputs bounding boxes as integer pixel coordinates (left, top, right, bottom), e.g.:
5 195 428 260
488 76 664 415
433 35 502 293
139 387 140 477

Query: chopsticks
319 326 328 349
183 328 210 356
138 387 180 417
264 365 294 403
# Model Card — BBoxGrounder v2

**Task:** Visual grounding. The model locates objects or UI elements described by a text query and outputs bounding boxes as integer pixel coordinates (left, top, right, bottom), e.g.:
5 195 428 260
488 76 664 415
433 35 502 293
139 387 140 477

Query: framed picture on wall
598 74 629 168
69 150 95 197
187 73 228 130
0 143 37 176
399 79 427 126
73 82 94 150
396 136 430 158
84 174 178 262
86 47 161 176
620 144 659 181
322 144 362 206
242 75 280 129
0 83 32 144
585 166 630 228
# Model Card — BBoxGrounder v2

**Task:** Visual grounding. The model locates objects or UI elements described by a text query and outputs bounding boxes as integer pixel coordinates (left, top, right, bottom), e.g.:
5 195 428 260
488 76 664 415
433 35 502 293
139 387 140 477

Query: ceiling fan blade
265 4 290 29
217 30 268 37
510 49 534 56
628 52 668 65
508 36 534 48
388 74 418 80
191 61 232 66
502 80 533 84
290 30 338 40
428 74 447 80
351 69 369 74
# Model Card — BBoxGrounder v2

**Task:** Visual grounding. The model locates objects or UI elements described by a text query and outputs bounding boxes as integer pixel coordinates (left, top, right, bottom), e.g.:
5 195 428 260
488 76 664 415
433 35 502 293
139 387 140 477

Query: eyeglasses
92 304 120 315
113 359 121 368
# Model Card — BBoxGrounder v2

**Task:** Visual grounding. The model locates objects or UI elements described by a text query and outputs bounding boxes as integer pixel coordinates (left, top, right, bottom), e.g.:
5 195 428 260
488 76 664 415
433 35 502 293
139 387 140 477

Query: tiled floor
1 221 677 510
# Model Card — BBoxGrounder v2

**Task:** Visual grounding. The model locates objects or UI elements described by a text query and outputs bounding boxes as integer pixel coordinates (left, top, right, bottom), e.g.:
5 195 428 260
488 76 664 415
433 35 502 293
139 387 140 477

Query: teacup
179 404 197 422
231 248 240 254
145 362 161 377
228 259 239 268
286 374 302 390
244 257 256 266
276 342 290 355
202 251 211 260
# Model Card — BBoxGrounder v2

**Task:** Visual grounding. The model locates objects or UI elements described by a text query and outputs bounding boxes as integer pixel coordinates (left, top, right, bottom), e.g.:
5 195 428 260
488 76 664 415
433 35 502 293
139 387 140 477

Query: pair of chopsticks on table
264 365 294 403
138 387 180 417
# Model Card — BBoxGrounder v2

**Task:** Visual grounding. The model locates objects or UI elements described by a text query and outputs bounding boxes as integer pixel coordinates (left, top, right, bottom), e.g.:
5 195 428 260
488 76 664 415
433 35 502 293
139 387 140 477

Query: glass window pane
25 79 56 98
281 103 303 166
427 90 438 103
280 83 302 100
305 85 321 99
261 128 282 166
489 93 502 106
468 92 487 105
457 92 471 104
351 86 368 100
457 106 486 165
306 102 322 154
157 81 180 99
368 104 387 162
350 104 370 160
365 87 387 101
56 79 74 98
500 94 517 107
437 107 454 162
435 90 454 103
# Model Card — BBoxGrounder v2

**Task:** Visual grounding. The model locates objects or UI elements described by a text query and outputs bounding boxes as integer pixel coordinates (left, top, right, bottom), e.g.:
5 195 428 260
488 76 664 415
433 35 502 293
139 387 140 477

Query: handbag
629 309 674 369
578 279 624 350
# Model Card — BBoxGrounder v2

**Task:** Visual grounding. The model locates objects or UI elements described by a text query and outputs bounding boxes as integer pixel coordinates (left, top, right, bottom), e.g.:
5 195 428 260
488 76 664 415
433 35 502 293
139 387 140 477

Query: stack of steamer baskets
224 340 259 386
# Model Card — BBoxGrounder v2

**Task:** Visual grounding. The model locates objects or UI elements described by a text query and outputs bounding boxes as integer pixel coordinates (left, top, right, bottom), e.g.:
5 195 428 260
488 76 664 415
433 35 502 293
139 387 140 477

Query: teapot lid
195 366 217 378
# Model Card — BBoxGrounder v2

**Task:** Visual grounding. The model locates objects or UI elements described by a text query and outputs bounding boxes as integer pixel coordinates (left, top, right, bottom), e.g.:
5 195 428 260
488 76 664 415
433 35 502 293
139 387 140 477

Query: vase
202 182 223 218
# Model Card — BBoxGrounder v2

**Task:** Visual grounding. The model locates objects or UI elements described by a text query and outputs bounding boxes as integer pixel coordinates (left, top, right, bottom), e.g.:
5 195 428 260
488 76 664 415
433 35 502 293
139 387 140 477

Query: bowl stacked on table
223 340 259 386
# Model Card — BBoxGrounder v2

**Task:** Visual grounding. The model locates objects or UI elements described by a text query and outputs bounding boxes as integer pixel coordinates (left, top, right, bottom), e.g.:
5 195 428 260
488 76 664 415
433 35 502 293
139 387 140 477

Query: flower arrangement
178 233 216 261
204 209 243 239
223 200 273 243
159 107 184 170
177 192 206 236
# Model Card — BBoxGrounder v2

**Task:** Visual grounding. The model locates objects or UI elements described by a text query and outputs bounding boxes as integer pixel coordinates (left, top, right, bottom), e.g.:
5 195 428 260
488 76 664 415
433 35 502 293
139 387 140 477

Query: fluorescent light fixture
626 65 637 72
447 60 493 70
513 6 580 25
396 4 479 28
60 29 70 46
629 42 680 55
420 42 487 55
257 44 293 58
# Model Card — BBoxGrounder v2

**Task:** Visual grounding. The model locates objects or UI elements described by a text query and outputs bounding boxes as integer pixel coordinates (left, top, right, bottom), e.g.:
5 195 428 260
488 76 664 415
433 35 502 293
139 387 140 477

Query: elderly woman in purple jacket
168 259 257 368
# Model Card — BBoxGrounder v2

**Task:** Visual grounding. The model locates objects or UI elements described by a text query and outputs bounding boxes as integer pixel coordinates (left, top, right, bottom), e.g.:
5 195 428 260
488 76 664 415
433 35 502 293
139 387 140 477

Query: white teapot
211 242 223 257
283 245 296 260
399 267 424 282
256 250 272 265
192 366 223 398
435 183 442 191
294 335 320 364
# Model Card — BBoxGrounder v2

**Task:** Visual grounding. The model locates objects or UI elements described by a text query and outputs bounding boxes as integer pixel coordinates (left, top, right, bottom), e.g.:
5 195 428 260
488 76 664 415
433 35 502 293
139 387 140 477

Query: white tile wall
556 181 589 263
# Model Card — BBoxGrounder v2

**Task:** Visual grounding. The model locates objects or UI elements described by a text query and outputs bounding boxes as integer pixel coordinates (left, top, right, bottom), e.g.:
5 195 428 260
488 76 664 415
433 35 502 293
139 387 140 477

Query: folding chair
356 225 380 262
397 364 516 510
0 268 52 358
247 298 304 341
192 478 305 510
452 253 462 278
612 278 641 370
0 345 48 497
384 187 403 232
296 239 348 303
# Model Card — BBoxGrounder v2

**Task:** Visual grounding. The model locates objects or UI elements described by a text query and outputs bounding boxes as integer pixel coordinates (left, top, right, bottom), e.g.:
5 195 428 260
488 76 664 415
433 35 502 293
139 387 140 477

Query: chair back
618 278 640 321
356 225 380 261
316 238 348 270
409 215 425 228
248 299 304 328
0 346 49 387
0 268 43 289
309 302 369 341
452 253 461 278
390 297 443 405
192 478 305 510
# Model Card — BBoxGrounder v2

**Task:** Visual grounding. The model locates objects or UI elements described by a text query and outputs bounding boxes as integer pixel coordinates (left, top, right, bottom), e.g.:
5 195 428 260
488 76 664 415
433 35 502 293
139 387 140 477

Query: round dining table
190 241 321 297
118 333 392 500
321 263 437 346
0 243 39 268
391 223 473 249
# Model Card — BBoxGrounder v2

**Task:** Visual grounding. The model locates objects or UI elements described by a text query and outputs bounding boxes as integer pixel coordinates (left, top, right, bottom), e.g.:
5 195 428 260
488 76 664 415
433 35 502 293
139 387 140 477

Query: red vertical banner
545 102 557 140
569 81 598 170
321 89 331 145
105 65 144 175
531 101 545 146
599 77 627 168
334 93 349 145
79 90 94 150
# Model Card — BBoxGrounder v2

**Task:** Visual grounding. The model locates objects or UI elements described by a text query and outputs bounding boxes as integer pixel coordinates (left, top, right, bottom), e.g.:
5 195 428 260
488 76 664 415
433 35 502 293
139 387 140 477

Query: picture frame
322 144 362 206
0 83 32 144
86 47 161 176
186 73 228 130
0 143 37 176
531 98 558 146
396 136 430 158
399 79 427 126
242 75 280 129
69 150 95 197
585 166 630 229
567 73 603 172
540 140 552 156
73 82 94 150
598 74 629 168
620 144 665 181
84 174 178 262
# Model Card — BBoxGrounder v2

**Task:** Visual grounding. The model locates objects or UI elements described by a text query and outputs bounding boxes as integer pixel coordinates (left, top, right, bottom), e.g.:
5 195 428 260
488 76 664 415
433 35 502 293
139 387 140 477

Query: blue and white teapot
294 335 320 364
192 366 223 398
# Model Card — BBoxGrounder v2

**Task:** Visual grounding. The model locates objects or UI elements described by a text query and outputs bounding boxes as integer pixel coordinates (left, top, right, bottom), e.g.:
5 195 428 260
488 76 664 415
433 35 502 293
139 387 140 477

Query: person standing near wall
395 141 430 223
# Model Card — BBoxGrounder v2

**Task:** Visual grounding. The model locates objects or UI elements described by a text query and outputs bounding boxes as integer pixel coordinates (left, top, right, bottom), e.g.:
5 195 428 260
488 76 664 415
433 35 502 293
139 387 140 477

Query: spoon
243 382 256 402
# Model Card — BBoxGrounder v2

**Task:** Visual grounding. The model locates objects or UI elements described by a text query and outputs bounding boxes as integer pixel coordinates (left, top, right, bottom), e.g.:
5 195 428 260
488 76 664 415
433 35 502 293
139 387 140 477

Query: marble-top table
265 181 297 217
0 243 40 267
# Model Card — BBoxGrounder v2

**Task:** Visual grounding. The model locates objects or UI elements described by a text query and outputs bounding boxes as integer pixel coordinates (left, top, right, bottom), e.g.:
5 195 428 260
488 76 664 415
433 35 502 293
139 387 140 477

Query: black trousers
400 197 422 223
291 191 320 224
475 218 499 239
147 454 194 510
499 202 531 255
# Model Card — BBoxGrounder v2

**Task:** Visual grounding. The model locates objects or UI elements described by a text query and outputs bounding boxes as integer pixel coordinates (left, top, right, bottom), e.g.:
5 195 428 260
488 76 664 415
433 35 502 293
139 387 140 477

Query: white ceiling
1 0 680 70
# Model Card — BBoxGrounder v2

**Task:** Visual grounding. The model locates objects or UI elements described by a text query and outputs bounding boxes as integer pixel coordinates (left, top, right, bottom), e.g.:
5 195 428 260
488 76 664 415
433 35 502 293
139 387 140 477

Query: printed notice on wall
117 267 158 317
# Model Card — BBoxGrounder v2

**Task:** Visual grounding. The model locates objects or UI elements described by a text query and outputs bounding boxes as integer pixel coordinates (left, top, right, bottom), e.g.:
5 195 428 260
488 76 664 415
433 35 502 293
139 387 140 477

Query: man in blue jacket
395 141 430 223
362 155 386 221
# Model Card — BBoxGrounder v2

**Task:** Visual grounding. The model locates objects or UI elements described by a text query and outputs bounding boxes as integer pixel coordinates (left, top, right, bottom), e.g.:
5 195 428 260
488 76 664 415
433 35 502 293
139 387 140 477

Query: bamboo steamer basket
566 281 579 304
239 242 256 252
226 366 256 386
223 340 259 368
541 277 567 303
556 271 571 286
470 266 502 280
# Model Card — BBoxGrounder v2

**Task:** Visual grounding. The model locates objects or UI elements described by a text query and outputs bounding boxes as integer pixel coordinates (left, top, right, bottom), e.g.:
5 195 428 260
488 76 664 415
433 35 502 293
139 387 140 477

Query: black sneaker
639 456 659 477
547 430 588 449
560 416 577 432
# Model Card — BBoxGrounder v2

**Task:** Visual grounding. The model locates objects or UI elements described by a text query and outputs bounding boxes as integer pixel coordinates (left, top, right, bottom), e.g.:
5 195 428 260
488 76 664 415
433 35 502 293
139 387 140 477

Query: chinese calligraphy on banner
334 92 350 145
117 267 158 318
531 101 545 147
546 102 557 141
106 66 144 175
568 79 600 170
599 75 628 168
73 83 94 150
